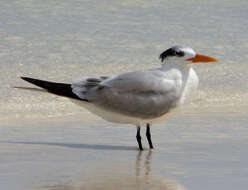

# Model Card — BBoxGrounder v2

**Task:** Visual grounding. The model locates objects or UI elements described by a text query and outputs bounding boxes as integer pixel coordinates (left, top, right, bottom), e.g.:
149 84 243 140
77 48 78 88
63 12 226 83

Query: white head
159 46 218 66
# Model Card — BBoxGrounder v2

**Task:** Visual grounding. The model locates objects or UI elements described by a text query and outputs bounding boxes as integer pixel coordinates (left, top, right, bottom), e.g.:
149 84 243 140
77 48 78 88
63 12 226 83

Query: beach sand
1 108 247 190
0 0 248 189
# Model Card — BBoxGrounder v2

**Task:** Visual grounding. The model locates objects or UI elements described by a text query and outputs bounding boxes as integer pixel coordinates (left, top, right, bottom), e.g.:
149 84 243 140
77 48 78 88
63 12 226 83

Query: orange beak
187 54 218 63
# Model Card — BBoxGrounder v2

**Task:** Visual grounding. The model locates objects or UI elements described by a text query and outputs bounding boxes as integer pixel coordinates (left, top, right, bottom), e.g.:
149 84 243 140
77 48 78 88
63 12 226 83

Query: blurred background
0 0 247 124
0 1 248 190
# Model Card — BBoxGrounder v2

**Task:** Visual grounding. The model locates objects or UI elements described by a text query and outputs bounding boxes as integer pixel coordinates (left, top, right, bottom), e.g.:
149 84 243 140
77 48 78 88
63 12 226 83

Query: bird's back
72 69 183 121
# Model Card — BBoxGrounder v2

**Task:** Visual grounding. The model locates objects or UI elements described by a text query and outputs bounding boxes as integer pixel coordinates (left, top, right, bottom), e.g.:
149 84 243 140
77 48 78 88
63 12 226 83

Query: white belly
71 99 180 126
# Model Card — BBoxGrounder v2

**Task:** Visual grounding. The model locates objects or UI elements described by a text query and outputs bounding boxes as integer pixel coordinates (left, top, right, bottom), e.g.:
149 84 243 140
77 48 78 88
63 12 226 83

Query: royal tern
20 46 218 150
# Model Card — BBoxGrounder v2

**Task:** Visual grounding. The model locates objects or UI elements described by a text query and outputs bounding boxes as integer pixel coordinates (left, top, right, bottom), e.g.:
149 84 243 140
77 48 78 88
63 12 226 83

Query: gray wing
72 70 181 119
72 75 110 99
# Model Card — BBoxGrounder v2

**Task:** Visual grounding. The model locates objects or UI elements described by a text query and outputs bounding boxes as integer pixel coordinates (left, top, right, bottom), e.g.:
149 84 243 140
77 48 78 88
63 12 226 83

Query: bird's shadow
1 141 138 151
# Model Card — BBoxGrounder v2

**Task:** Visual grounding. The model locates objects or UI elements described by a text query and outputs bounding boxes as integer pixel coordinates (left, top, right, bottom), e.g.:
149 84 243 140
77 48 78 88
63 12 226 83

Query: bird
19 46 218 150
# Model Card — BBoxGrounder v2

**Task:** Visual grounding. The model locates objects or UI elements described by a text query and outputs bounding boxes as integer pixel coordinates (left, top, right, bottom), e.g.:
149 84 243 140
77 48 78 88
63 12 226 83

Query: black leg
146 123 154 149
136 126 143 151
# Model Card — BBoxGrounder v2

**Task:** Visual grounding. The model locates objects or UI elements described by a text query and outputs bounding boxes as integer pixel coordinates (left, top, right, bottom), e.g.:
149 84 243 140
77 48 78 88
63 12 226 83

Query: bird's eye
175 51 184 57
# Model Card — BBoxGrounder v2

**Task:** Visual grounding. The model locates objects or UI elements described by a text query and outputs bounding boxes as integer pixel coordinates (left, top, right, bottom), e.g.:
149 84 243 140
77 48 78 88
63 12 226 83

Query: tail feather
20 77 88 101
13 86 47 92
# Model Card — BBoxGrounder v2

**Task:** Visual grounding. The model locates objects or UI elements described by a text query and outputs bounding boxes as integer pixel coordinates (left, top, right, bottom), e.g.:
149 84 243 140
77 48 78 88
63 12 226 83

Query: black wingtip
21 76 37 83
21 76 33 83
20 76 86 101
20 76 27 80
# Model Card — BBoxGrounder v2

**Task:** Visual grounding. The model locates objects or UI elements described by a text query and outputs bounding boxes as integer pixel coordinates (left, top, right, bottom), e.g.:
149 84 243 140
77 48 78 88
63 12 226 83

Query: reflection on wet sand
47 151 186 190
136 150 152 177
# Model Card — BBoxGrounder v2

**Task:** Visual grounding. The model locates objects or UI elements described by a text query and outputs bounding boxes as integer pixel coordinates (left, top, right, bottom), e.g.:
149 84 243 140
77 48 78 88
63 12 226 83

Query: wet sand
1 108 248 190
1 0 248 189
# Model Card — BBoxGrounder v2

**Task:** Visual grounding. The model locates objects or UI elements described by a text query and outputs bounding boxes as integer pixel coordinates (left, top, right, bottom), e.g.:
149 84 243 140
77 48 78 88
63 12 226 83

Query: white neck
161 60 199 104
161 61 188 72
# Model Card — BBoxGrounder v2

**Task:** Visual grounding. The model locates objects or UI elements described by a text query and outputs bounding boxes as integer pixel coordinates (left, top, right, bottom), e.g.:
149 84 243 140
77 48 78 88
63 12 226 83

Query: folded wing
72 70 181 119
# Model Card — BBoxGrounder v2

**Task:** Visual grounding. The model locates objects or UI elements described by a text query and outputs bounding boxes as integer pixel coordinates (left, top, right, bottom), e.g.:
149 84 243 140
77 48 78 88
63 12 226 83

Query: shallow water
0 0 248 189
